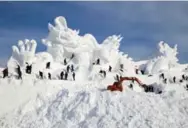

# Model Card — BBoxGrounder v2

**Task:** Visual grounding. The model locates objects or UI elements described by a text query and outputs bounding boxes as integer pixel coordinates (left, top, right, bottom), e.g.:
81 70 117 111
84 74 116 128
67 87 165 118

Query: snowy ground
0 72 188 128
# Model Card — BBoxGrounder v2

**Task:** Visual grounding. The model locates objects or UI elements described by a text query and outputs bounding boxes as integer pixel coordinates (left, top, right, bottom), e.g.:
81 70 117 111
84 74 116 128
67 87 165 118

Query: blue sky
0 1 188 66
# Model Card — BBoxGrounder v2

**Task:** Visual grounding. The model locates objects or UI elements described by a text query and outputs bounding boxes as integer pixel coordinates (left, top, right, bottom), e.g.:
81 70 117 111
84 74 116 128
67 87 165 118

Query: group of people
2 61 76 81
159 73 188 84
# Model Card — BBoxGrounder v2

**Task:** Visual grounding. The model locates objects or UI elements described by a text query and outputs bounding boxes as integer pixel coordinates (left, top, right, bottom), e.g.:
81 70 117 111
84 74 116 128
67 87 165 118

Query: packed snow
0 16 188 128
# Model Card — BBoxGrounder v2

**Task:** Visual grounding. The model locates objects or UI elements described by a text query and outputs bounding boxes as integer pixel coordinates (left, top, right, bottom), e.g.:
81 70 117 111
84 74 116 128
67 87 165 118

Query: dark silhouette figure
163 78 167 84
39 71 43 79
129 84 133 89
103 71 106 78
160 73 165 79
120 64 124 69
179 79 183 83
72 72 75 81
182 74 185 80
173 76 176 83
109 65 112 72
48 73 51 80
17 65 22 79
70 54 75 60
96 58 100 65
116 74 120 82
140 70 144 75
26 63 32 74
186 84 188 91
186 76 188 81
60 71 64 80
65 72 68 80
67 65 70 73
71 65 74 72
99 70 103 74
46 62 50 69
2 68 8 78
64 58 67 65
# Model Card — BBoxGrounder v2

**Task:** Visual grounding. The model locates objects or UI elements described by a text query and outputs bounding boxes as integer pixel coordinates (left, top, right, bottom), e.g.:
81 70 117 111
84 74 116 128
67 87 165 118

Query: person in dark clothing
96 58 100 65
60 71 64 80
116 74 120 82
39 71 43 79
48 73 51 80
163 78 167 84
109 65 112 72
160 73 165 79
2 68 8 78
67 65 70 73
182 74 185 80
179 79 183 83
99 70 103 74
71 65 74 72
26 63 32 74
72 72 75 81
173 76 176 83
46 62 50 69
70 53 75 60
120 64 124 70
64 58 67 65
129 84 133 89
65 72 68 80
140 70 144 75
17 65 22 79
103 71 106 78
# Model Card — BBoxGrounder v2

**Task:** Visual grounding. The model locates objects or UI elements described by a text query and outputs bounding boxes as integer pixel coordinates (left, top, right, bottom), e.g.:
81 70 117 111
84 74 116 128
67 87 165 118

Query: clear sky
0 1 188 66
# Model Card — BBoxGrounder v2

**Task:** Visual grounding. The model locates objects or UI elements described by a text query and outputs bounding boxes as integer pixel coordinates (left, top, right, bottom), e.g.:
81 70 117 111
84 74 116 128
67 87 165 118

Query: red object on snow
107 77 145 92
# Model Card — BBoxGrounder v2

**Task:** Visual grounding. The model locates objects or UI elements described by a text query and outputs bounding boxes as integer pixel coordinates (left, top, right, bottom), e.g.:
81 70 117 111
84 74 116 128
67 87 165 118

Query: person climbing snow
39 71 43 79
25 63 32 74
46 62 50 69
71 64 74 72
109 65 112 72
173 76 176 83
67 65 70 73
48 73 51 80
17 65 22 79
72 72 75 81
64 58 67 65
96 58 100 65
60 71 64 80
2 68 8 78
103 71 106 78
70 53 75 60
159 73 165 80
120 64 124 72
65 72 68 80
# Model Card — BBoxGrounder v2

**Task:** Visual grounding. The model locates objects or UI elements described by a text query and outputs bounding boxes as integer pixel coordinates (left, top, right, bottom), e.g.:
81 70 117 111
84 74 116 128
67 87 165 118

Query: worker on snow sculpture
17 65 22 79
64 58 67 65
39 71 43 79
2 68 8 78
65 72 68 80
96 58 100 65
48 73 51 80
159 73 165 80
71 64 74 72
46 62 51 69
120 64 124 72
25 63 32 74
70 53 75 60
72 72 75 81
67 65 70 73
173 76 176 83
60 71 64 80
103 70 106 78
109 65 112 72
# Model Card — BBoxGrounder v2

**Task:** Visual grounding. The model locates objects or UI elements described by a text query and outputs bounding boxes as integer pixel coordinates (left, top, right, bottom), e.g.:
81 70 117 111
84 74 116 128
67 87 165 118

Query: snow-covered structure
145 41 179 74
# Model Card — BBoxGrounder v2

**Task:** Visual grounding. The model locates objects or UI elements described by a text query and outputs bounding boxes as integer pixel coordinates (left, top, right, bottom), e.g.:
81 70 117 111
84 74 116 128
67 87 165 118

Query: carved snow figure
145 41 179 74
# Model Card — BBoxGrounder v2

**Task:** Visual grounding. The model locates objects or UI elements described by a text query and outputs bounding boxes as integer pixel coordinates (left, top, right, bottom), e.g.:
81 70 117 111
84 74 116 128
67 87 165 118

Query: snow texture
0 16 188 128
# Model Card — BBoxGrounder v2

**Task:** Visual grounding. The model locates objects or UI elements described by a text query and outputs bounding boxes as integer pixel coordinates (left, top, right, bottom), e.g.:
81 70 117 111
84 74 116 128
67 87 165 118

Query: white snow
0 16 188 128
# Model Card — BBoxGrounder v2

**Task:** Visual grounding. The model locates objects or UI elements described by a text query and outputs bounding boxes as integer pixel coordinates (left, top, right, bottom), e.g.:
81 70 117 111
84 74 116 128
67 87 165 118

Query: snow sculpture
7 39 53 74
10 39 37 66
145 41 179 74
